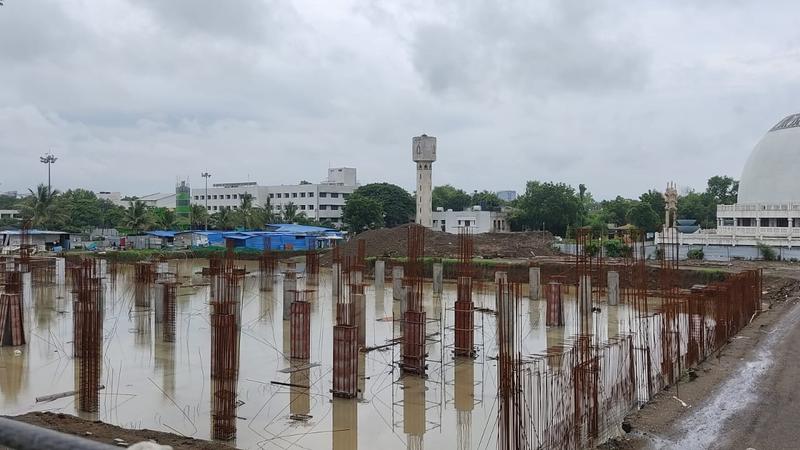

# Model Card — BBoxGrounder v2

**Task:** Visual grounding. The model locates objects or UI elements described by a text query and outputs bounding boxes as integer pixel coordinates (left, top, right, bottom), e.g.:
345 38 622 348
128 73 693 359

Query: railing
0 417 117 450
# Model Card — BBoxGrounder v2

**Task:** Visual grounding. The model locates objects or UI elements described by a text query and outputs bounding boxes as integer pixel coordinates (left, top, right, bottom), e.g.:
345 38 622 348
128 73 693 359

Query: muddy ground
600 268 800 449
321 223 556 264
7 412 227 449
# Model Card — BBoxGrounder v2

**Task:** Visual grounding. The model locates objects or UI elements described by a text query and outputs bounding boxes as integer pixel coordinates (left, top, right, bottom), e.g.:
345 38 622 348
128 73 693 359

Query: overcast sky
1 0 799 200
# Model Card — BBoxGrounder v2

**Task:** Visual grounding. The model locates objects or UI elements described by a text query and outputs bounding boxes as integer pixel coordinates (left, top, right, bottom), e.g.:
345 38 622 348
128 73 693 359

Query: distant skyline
2 1 799 200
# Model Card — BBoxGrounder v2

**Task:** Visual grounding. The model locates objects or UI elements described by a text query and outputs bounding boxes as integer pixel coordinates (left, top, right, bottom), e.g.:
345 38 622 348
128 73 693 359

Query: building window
233 205 238 210
233 194 238 199
309 192 314 197
300 205 306 210
292 193 298 198
207 206 211 211
320 205 328 210
300 193 306 198
330 205 339 210
213 206 218 211
194 195 199 200
269 193 274 198
330 193 339 198
276 193 281 198
319 192 328 198
226 194 231 199
284 193 289 198
343 193 349 199
309 205 314 210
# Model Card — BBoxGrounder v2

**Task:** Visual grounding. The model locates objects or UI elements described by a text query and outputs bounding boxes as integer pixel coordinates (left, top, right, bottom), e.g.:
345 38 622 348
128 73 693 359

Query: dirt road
611 273 800 450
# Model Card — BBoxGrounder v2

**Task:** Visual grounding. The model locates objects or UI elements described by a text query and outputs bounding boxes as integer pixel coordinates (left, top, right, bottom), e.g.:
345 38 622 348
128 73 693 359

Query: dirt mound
324 224 557 264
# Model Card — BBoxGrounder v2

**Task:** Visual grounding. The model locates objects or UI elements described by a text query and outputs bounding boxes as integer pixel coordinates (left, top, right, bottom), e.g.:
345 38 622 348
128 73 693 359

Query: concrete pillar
495 271 508 312
283 272 297 321
55 258 65 284
432 263 443 296
578 275 592 311
332 263 341 300
607 271 620 306
392 266 404 301
355 292 366 348
351 270 363 286
374 260 385 291
154 284 164 324
21 272 32 309
528 266 540 300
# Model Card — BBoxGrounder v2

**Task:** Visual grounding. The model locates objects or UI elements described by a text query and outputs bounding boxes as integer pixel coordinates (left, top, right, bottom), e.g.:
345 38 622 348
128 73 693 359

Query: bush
757 242 777 261
585 241 600 257
687 248 704 260
603 239 631 258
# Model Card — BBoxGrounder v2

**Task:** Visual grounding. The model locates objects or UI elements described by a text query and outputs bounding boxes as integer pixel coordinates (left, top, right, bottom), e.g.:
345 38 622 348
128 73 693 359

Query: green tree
124 200 154 233
58 189 102 232
470 190 504 212
509 181 580 236
706 175 738 205
280 202 305 223
153 207 177 229
677 191 715 229
0 194 19 210
351 183 414 227
259 198 279 225
432 185 471 211
598 196 636 226
211 207 236 230
98 199 126 229
236 193 258 229
626 202 660 232
190 204 209 229
18 183 64 229
639 190 665 228
342 194 385 233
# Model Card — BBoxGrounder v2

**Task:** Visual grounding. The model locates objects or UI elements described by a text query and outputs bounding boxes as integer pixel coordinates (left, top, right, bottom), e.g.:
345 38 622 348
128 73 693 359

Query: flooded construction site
0 226 763 449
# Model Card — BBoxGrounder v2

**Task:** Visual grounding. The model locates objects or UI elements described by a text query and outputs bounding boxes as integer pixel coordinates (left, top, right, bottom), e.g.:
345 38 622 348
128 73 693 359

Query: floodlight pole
40 152 57 195
201 172 211 230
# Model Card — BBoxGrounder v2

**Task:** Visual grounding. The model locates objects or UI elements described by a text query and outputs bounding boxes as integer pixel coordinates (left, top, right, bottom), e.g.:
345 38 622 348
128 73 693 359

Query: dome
738 113 800 203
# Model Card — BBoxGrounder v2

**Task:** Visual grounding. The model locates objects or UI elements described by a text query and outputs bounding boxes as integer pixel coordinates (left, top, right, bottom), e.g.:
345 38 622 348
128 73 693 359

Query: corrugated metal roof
146 230 177 238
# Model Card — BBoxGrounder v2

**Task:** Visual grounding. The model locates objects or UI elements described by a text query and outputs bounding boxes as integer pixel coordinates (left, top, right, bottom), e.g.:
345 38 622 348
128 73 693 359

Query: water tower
412 134 437 228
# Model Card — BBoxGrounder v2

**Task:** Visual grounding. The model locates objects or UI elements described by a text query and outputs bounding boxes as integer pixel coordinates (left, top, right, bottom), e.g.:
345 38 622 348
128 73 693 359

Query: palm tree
280 202 305 224
155 208 177 229
190 204 208 229
19 183 63 229
237 193 255 229
212 207 235 230
261 198 278 225
125 200 153 233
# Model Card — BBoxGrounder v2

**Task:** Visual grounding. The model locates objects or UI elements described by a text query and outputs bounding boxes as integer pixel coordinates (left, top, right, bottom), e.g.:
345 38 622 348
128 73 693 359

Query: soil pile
324 224 557 264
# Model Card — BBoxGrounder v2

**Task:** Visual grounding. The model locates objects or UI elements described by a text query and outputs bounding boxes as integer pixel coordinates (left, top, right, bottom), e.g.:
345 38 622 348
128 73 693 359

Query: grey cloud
410 1 649 97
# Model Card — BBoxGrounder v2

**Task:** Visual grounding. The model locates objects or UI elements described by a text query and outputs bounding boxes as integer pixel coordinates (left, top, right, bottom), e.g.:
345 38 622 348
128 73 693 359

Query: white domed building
665 113 800 259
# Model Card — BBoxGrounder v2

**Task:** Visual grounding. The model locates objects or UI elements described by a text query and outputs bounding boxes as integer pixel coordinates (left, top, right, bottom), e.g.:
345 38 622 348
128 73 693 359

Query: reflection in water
332 397 358 450
403 375 426 450
289 365 310 417
0 347 28 405
454 357 474 450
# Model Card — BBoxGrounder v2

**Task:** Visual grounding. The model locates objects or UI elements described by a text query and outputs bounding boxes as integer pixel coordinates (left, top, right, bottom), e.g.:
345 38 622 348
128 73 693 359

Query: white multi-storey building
432 206 509 234
190 168 358 227
658 113 800 255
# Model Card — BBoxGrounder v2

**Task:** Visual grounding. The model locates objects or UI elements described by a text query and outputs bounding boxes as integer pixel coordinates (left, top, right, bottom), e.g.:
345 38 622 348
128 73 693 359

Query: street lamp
40 152 57 195
201 172 211 230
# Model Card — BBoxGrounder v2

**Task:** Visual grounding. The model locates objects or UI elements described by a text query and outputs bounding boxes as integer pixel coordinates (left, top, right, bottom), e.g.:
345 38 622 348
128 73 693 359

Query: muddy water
0 260 644 449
